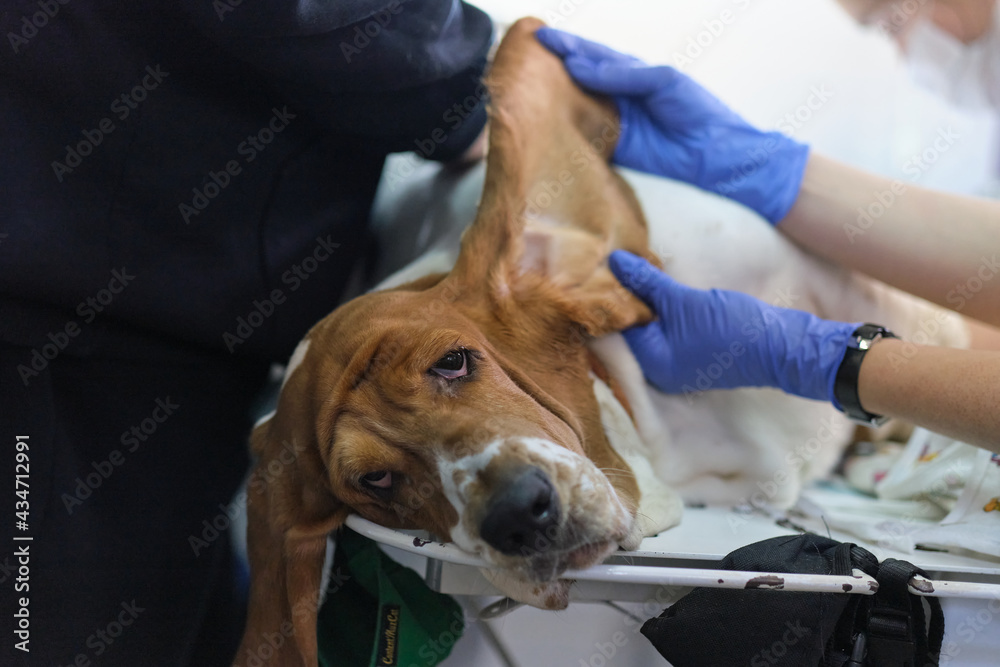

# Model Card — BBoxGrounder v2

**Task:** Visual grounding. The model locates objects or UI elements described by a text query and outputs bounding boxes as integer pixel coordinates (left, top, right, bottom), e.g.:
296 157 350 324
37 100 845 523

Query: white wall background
471 0 999 196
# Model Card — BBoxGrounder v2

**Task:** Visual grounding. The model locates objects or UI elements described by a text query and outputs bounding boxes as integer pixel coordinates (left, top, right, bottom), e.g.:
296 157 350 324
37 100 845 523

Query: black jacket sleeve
177 0 493 159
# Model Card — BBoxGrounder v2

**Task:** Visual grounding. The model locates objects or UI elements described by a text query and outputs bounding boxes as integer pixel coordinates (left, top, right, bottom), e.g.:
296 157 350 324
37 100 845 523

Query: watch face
862 413 891 428
852 324 895 351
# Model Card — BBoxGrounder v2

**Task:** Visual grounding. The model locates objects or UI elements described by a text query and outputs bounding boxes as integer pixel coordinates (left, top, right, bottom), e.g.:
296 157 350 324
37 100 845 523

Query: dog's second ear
235 364 348 667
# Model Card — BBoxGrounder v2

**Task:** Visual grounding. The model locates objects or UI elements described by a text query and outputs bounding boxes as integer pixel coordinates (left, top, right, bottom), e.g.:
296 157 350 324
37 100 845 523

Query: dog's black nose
480 467 561 556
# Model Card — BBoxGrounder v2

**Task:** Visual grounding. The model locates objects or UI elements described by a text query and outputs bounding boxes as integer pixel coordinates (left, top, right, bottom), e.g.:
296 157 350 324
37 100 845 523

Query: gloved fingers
535 27 641 66
644 72 745 128
538 28 739 129
621 320 666 354
621 321 671 372
609 249 679 308
561 49 733 122
563 58 674 97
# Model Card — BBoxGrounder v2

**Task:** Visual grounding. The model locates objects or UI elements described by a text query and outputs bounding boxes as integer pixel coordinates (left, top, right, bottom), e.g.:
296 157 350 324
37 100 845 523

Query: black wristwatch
833 323 897 427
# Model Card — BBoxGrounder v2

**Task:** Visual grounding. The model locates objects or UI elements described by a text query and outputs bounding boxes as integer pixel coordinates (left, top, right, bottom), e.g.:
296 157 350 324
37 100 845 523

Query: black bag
640 534 944 666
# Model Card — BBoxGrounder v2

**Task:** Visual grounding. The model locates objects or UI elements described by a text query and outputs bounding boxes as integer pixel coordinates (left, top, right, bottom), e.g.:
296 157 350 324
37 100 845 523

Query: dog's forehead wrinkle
335 417 435 471
363 325 482 375
367 377 419 416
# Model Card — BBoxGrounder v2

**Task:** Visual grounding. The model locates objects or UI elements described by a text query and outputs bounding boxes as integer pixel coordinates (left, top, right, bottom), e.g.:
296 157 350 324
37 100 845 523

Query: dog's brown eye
430 349 468 379
362 471 392 489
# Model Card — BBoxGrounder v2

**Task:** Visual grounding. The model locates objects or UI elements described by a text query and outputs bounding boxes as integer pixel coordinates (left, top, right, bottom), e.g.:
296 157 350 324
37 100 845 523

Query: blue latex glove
609 250 860 403
535 27 810 225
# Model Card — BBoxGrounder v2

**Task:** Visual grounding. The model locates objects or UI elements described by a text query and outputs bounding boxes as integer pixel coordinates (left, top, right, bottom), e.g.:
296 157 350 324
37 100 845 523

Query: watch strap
833 323 897 426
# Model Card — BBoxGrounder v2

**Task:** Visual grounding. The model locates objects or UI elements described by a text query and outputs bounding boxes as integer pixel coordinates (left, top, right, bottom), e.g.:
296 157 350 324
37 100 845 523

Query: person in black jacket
0 2 492 664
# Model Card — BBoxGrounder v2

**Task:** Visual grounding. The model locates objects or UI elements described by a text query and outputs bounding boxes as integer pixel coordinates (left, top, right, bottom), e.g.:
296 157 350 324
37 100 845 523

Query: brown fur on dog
234 18 661 666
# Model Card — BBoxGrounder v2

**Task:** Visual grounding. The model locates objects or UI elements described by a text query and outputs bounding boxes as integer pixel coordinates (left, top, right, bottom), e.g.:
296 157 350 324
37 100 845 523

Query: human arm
857 338 1000 451
536 27 1000 327
610 250 1000 453
781 154 1000 329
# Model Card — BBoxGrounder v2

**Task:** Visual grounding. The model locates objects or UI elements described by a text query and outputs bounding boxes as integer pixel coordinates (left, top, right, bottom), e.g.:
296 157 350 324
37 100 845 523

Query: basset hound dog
235 16 969 666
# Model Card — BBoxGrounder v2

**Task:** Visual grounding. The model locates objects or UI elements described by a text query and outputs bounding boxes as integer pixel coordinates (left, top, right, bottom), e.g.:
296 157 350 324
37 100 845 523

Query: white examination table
347 485 1000 667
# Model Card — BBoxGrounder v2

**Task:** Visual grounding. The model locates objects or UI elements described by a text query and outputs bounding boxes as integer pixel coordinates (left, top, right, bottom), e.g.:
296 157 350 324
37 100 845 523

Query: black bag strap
824 545 880 667
866 558 944 667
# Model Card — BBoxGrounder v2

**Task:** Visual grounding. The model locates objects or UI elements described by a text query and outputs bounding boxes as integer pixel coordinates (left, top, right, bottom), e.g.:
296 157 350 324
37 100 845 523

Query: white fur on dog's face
437 436 634 609
300 295 645 611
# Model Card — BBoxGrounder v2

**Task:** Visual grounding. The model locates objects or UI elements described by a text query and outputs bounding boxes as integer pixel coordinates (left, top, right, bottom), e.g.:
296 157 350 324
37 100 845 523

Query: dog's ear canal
236 411 347 666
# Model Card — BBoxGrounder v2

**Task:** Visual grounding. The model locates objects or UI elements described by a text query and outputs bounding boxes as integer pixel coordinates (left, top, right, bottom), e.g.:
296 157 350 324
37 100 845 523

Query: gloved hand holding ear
536 27 810 224
609 250 860 405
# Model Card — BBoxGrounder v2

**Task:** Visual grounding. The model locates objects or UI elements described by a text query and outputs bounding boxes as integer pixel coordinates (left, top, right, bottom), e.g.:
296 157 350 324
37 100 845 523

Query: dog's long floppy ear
235 356 348 667
447 17 658 336
444 46 528 300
